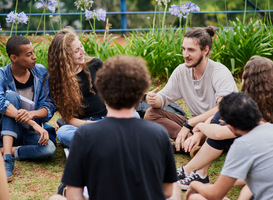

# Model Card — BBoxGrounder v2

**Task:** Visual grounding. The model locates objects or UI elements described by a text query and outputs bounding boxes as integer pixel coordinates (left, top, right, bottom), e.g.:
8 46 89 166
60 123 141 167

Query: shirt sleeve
221 139 253 180
157 66 184 108
62 130 86 187
211 67 238 101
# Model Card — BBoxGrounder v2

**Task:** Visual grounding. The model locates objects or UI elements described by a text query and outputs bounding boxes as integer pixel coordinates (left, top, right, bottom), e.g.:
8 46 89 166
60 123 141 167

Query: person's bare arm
67 118 94 127
0 155 9 200
66 186 85 200
194 123 236 140
175 106 218 151
186 175 236 200
162 183 174 199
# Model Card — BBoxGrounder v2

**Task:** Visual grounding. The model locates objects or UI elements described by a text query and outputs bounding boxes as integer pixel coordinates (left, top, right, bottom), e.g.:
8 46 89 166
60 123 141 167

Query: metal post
120 0 127 35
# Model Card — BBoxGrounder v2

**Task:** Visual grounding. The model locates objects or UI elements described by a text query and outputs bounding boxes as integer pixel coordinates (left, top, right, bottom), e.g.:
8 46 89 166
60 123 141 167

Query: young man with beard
144 26 237 152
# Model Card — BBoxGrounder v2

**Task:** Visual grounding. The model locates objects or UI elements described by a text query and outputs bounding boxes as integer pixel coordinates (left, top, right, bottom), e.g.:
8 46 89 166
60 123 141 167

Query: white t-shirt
157 59 238 116
221 123 273 200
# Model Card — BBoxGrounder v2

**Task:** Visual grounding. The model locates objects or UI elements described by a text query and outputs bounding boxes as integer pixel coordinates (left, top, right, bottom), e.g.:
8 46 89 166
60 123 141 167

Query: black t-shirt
62 117 177 200
77 58 107 118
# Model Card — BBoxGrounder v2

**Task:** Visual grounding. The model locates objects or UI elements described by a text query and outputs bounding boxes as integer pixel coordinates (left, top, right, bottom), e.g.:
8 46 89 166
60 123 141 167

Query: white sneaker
64 148 69 159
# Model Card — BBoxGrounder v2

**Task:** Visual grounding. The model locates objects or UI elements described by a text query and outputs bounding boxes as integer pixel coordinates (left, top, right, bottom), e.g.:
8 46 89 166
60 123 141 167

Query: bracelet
183 120 194 131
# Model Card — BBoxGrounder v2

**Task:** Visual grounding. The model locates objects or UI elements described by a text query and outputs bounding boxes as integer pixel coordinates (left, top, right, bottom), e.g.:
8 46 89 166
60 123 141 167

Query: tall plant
211 18 273 79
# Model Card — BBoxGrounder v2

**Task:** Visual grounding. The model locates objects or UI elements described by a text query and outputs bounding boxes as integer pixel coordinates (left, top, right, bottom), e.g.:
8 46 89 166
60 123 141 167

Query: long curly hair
48 28 93 122
242 56 273 122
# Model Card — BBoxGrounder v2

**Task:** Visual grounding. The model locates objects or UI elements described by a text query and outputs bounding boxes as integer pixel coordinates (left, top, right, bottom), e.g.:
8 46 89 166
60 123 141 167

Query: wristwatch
183 119 194 131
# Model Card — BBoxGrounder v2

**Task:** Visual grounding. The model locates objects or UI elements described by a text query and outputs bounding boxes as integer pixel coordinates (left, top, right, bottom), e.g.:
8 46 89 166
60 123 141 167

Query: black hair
219 92 262 131
6 36 30 58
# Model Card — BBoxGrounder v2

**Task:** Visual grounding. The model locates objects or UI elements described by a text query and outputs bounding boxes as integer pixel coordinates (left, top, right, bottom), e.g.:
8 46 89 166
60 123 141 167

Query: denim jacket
0 63 56 124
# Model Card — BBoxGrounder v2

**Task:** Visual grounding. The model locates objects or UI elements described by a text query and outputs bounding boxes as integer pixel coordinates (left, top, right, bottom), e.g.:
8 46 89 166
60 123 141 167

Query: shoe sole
178 182 209 191
7 168 15 182
179 183 189 191
7 174 14 182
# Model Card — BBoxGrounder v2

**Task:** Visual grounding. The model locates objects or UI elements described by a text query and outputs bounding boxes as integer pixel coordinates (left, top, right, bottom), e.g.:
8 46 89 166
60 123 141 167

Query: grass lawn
7 83 243 199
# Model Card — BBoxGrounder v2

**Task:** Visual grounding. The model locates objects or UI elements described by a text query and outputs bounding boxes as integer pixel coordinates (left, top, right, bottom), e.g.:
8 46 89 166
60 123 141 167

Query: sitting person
186 92 273 200
144 26 237 152
47 28 108 148
177 56 273 190
0 36 56 182
61 55 178 200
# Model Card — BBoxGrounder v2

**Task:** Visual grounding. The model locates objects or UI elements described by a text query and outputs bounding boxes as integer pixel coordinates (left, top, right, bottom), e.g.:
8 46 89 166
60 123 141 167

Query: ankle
195 171 207 178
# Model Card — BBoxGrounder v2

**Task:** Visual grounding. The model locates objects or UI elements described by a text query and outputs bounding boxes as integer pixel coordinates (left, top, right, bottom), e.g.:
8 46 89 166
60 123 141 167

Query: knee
144 107 162 121
42 141 56 159
6 91 20 107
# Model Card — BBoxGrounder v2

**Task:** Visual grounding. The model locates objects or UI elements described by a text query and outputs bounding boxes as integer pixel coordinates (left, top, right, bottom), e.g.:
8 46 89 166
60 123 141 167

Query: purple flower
96 9 106 21
169 5 180 16
75 0 94 11
185 2 200 12
0 25 2 31
169 2 200 19
36 0 56 13
6 11 29 24
85 9 96 20
85 8 106 21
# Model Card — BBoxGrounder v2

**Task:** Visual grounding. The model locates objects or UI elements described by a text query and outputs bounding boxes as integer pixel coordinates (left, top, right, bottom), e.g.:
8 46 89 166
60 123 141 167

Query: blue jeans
0 91 56 160
57 116 105 148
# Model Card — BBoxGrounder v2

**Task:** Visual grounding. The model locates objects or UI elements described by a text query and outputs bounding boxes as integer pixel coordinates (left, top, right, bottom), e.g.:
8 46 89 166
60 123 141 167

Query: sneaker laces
180 172 200 184
177 167 183 176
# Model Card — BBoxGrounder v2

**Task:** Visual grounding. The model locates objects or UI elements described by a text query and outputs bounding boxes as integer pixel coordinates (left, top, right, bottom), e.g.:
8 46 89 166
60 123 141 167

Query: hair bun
205 26 216 37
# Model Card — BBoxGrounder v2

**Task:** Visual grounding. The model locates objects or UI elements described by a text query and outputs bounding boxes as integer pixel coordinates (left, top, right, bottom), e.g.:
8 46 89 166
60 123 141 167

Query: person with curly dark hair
61 55 178 200
186 92 273 200
47 28 108 148
178 56 273 194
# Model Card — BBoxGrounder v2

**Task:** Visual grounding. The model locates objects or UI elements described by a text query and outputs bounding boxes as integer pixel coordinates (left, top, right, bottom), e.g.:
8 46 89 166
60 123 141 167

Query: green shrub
211 18 273 79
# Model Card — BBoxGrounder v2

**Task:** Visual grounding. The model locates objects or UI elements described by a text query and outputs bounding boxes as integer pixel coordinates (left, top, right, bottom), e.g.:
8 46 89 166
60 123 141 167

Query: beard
185 55 203 68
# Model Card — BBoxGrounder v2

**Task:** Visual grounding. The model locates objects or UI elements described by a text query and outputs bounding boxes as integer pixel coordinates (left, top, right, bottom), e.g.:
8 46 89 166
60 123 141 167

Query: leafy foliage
211 18 273 78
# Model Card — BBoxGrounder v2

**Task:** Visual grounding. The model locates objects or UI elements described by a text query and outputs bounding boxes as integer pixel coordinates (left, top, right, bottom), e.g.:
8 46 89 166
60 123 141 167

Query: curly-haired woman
47 28 107 148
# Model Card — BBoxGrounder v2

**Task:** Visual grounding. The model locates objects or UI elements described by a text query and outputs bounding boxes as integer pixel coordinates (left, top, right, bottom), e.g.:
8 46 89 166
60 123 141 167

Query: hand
32 123 49 146
146 87 159 105
175 126 191 151
16 109 34 123
54 122 59 131
183 133 202 152
186 184 198 200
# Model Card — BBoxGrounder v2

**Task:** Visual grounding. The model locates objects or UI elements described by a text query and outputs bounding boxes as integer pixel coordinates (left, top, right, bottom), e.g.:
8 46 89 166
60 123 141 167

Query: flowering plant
169 1 200 28
6 11 28 35
169 2 200 19
74 0 94 11
35 0 57 35
36 0 57 13
74 0 106 35
6 11 28 24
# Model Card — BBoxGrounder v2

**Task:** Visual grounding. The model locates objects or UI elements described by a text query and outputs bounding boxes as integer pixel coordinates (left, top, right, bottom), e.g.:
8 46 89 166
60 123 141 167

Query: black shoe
176 166 187 180
57 183 66 196
178 171 209 191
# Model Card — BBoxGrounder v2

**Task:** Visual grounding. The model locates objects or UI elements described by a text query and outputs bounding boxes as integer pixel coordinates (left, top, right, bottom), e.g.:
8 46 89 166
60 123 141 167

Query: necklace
74 65 81 74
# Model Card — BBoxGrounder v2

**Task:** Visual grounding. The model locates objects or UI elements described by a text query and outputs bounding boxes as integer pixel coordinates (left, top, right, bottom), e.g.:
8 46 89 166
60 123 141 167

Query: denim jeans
0 91 56 160
57 116 105 148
